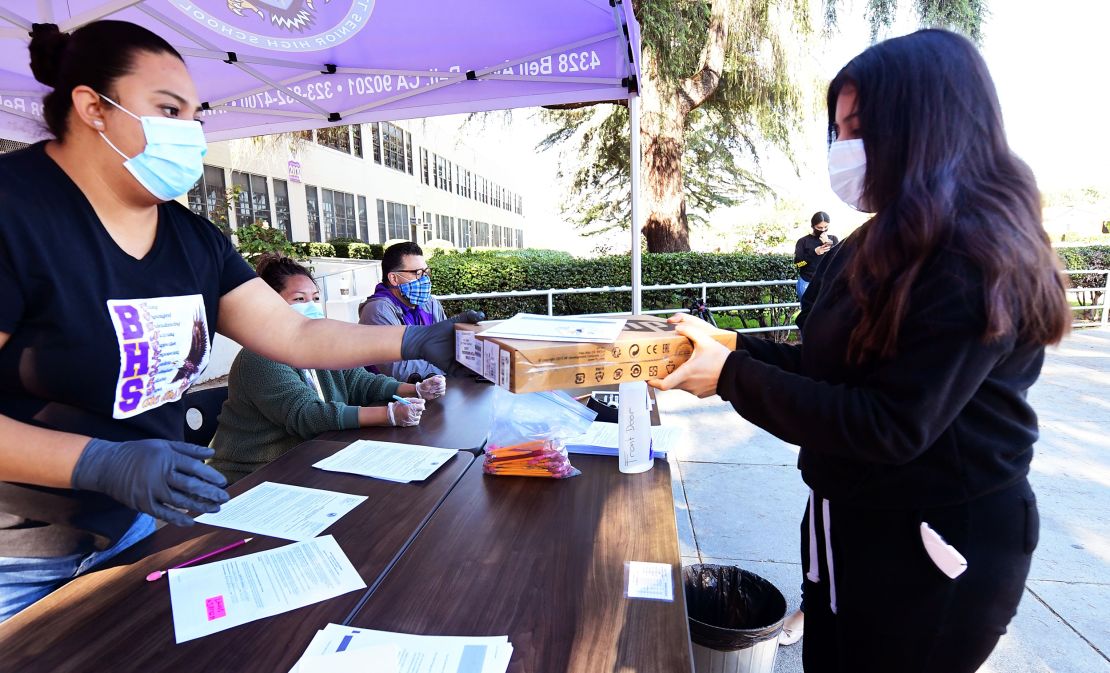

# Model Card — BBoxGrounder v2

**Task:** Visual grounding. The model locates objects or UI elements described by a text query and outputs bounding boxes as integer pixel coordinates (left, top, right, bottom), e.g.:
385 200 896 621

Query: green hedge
429 249 795 319
327 238 384 260
424 245 1110 321
291 242 336 258
1056 245 1110 288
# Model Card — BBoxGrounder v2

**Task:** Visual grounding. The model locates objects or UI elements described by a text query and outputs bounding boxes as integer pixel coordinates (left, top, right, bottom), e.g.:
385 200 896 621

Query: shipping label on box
482 339 501 383
456 328 483 374
455 316 736 393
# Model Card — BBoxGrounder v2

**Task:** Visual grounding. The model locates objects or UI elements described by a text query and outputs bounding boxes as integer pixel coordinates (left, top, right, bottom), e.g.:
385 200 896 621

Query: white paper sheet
625 561 674 601
478 314 626 343
291 625 512 673
296 646 400 673
566 422 679 459
195 482 366 541
169 535 366 643
313 440 457 483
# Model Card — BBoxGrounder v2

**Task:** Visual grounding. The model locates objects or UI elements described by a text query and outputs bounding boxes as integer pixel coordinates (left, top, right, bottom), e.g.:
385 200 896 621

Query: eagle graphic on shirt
173 311 209 383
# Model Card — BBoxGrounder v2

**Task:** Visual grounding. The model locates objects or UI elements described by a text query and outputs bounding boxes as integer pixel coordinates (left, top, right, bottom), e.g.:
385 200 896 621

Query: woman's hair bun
28 23 69 88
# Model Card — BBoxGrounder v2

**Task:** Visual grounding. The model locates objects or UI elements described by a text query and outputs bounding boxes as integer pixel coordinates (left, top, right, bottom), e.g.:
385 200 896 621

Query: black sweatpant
799 479 1038 673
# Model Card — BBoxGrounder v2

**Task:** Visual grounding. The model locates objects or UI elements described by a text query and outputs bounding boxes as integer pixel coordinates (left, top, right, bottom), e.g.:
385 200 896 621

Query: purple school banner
0 0 641 141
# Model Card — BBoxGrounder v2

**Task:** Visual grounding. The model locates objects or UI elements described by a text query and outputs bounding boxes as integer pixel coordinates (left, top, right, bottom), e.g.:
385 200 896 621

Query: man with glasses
359 242 449 382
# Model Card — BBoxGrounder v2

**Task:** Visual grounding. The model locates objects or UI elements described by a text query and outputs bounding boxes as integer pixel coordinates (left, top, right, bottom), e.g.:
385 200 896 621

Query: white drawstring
823 498 837 614
807 490 820 584
805 489 838 614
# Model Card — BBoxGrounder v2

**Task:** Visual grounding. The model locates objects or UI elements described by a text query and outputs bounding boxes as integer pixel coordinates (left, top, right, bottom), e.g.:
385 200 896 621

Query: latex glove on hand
71 438 229 527
648 317 733 398
415 375 447 400
400 311 485 376
387 398 426 426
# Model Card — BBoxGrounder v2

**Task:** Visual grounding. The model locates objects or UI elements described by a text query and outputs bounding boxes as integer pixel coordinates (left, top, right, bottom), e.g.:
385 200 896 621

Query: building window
381 122 407 172
435 214 457 243
446 160 454 194
371 123 382 163
316 125 354 154
376 198 387 243
380 201 413 241
475 221 490 247
231 171 271 228
420 148 430 185
515 228 524 248
306 185 321 242
358 195 369 243
273 179 291 239
187 165 228 226
352 125 363 158
435 155 447 191
459 219 473 248
321 188 357 240
404 131 413 175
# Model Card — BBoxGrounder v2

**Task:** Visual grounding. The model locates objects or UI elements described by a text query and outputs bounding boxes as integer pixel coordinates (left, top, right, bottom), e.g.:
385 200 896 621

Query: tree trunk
634 0 732 253
639 46 690 253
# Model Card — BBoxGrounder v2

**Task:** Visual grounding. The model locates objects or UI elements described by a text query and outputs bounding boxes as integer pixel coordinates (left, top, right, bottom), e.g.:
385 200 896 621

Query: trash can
684 564 787 673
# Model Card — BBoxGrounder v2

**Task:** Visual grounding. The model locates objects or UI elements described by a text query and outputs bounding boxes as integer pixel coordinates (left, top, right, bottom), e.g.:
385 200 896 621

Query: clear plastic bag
483 388 597 478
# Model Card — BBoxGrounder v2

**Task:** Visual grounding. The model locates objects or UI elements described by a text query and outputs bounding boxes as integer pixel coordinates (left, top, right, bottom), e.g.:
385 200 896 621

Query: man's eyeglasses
392 267 431 279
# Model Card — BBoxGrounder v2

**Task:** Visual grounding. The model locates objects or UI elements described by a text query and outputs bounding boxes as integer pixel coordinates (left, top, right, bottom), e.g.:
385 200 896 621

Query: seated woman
209 254 447 484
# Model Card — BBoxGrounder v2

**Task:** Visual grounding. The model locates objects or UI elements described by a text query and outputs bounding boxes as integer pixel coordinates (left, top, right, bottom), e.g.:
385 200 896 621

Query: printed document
625 561 674 601
291 624 512 673
313 440 457 483
169 535 366 643
195 482 366 541
567 422 680 458
478 314 626 343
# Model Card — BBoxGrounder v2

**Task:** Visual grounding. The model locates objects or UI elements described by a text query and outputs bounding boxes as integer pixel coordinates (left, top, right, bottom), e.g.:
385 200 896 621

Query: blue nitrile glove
71 438 230 527
400 310 484 376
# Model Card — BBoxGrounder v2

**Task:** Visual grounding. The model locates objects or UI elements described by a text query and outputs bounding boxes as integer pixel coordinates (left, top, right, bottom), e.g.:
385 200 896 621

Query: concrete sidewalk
658 327 1110 673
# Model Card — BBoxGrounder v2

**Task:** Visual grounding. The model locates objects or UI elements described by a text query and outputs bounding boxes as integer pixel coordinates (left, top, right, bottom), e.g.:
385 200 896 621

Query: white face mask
828 139 872 212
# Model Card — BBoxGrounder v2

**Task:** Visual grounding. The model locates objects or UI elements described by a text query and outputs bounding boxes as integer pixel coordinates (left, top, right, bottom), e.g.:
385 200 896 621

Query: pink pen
145 537 254 582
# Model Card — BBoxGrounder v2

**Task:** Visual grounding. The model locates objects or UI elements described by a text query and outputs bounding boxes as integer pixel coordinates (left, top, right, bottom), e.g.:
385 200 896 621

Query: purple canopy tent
0 0 646 312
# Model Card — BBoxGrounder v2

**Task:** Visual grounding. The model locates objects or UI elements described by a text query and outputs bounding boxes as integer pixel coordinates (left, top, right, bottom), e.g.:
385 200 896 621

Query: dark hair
826 29 1069 363
255 254 315 294
382 242 425 279
811 212 830 228
28 21 183 141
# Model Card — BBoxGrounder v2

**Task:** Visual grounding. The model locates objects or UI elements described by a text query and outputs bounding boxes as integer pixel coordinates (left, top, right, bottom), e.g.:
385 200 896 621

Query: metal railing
436 270 1110 332
437 279 800 334
1064 270 1110 327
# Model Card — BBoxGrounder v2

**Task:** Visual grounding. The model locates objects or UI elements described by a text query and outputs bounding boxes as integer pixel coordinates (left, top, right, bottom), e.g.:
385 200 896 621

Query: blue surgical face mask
97 93 207 201
290 301 325 320
397 275 432 307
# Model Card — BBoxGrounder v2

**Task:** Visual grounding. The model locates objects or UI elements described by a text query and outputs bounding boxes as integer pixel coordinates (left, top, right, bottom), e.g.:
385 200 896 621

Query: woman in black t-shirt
0 21 474 622
652 30 1070 673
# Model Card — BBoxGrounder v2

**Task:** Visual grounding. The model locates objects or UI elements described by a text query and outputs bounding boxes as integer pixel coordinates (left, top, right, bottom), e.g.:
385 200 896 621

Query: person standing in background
794 212 838 300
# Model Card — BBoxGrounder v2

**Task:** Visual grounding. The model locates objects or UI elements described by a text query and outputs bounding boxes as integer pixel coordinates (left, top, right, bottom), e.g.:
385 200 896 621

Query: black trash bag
684 564 787 651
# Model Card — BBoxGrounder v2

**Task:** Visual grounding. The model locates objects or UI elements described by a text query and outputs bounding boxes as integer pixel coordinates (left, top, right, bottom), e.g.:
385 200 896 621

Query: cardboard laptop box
455 315 737 393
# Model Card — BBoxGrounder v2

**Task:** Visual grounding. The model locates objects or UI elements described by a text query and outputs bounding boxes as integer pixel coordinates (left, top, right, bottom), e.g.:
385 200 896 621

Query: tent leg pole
629 92 642 316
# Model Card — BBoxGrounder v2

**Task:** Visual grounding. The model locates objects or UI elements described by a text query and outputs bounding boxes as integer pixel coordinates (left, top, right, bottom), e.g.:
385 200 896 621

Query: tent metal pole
629 91 642 316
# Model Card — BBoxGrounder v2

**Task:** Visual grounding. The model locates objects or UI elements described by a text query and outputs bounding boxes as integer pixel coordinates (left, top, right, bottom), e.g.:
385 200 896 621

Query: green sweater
209 349 401 484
